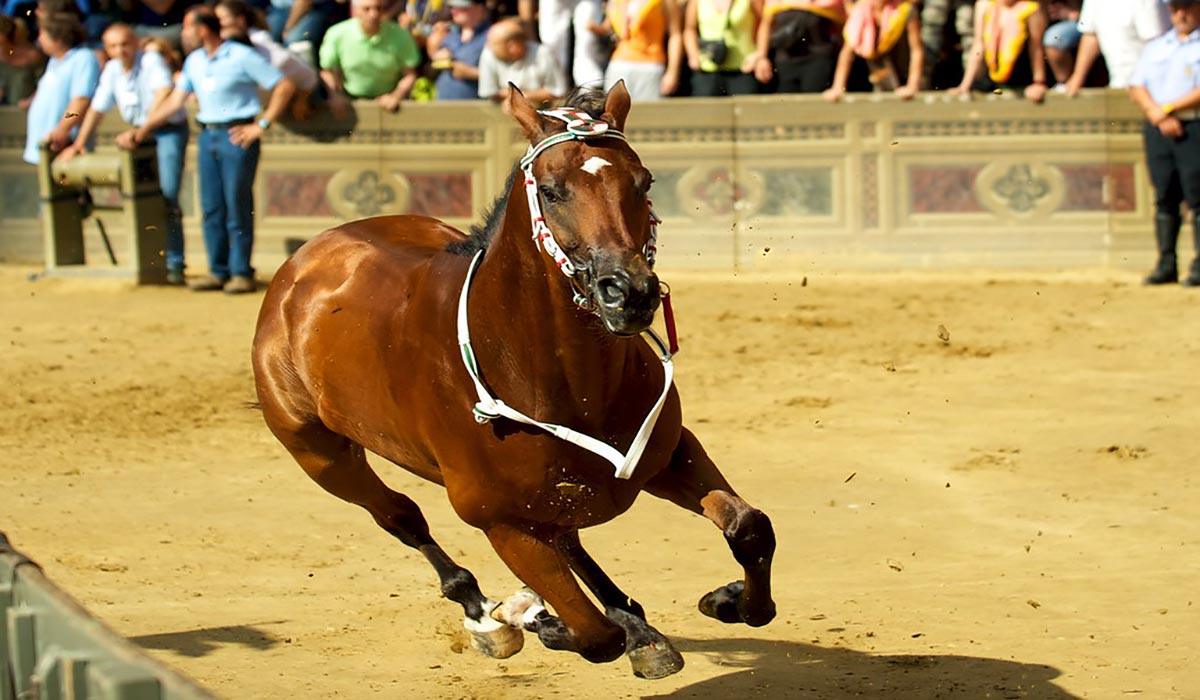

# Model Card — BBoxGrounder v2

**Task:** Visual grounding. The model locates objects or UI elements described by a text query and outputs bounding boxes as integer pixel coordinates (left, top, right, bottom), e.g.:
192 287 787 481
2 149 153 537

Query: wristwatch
257 118 272 130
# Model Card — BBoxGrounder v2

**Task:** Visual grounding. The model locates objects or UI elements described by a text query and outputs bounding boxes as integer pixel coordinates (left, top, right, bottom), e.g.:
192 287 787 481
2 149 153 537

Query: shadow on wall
648 637 1076 700
129 622 287 658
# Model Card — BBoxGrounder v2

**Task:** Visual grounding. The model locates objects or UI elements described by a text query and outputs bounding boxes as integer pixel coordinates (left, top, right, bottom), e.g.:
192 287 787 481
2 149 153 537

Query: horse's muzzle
594 268 660 336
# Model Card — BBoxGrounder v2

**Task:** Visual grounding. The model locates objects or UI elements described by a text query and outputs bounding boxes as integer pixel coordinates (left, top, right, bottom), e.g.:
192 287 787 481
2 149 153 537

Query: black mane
445 87 608 257
445 164 521 257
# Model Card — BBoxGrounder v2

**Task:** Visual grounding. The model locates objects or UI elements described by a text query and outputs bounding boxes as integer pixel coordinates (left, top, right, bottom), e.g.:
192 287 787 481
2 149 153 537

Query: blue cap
1167 0 1200 5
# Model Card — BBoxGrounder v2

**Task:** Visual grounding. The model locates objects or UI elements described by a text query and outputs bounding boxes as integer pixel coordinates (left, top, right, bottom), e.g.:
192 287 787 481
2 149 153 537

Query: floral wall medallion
326 168 412 219
973 162 1065 219
677 165 764 220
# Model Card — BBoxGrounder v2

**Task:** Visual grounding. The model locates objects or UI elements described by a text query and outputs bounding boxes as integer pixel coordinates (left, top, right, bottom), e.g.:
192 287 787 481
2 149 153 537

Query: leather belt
196 117 254 129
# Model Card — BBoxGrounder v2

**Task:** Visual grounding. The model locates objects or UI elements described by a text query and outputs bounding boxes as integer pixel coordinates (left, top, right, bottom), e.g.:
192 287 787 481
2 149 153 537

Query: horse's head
506 83 660 337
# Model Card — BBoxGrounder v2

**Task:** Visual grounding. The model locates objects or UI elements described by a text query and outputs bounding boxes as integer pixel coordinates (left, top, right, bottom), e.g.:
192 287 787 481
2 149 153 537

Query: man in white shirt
478 17 567 106
57 22 191 284
1064 0 1171 95
518 0 605 89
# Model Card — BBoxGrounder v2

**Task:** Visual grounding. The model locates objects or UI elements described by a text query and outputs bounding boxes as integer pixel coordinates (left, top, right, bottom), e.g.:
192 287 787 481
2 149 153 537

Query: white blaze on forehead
580 156 612 175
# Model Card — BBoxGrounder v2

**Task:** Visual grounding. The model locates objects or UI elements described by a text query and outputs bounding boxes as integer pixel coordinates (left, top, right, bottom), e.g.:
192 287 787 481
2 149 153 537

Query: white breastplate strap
457 250 674 480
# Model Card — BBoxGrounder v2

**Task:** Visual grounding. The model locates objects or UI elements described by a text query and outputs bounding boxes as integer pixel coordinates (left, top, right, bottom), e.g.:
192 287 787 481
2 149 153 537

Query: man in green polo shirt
319 0 421 115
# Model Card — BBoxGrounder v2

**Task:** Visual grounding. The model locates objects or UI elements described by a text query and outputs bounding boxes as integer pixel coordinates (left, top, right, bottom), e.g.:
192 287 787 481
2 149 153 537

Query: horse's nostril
597 274 629 307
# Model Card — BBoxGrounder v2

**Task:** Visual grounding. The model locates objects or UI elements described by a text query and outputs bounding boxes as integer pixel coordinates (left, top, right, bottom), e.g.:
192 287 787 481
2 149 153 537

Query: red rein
661 290 679 355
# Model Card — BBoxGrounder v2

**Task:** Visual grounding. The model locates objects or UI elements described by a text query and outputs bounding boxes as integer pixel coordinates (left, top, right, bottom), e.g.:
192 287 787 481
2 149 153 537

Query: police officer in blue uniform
135 5 295 294
1130 0 1200 286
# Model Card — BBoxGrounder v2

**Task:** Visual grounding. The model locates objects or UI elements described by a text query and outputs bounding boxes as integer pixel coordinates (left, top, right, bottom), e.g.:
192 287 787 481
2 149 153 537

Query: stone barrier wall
0 90 1152 274
1 532 217 700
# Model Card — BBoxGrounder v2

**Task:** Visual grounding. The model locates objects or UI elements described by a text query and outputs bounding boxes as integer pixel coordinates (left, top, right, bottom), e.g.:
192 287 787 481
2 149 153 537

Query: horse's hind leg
644 427 777 627
261 415 523 657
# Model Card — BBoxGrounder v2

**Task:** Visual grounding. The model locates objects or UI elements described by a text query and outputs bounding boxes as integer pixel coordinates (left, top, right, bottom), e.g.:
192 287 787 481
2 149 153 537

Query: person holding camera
684 0 764 96
823 0 923 102
752 0 845 93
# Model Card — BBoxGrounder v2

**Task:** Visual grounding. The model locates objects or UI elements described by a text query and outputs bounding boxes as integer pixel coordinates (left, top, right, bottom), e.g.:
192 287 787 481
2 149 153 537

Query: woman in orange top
752 0 845 93
951 0 1048 103
822 0 923 101
593 0 684 100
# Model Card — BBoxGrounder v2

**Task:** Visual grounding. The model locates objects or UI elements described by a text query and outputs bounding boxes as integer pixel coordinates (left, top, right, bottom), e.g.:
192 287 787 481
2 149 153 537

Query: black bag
699 38 729 65
699 0 733 66
768 9 834 58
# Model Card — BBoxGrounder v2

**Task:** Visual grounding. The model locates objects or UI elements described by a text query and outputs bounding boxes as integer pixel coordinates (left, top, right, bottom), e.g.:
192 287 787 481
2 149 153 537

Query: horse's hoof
743 601 777 628
491 587 546 631
628 640 685 680
698 581 745 623
698 580 776 627
604 606 684 679
465 614 525 659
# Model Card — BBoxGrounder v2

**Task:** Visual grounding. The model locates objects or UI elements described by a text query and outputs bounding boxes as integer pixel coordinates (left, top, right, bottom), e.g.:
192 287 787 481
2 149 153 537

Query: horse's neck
468 190 635 406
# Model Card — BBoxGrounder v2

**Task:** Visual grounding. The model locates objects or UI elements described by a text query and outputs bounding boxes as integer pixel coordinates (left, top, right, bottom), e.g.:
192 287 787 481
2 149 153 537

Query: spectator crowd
0 0 1179 111
3 0 1196 291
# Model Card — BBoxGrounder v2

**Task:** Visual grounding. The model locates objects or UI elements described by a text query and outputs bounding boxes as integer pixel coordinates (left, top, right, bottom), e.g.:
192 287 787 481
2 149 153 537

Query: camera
699 39 728 65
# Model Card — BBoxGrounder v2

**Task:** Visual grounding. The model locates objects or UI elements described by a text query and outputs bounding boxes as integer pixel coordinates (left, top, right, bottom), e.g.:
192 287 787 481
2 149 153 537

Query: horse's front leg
558 529 645 619
485 523 680 678
558 530 684 679
484 523 625 662
644 426 777 627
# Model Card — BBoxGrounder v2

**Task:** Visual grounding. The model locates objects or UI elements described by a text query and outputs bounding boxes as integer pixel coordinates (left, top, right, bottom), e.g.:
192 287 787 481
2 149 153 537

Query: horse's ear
507 83 550 143
602 80 632 132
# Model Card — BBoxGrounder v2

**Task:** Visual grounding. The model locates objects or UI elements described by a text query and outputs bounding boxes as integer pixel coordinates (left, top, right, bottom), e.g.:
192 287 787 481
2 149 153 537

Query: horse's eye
539 184 565 204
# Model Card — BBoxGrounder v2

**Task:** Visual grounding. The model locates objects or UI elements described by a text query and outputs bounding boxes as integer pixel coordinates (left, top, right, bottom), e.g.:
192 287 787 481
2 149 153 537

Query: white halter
456 108 674 480
518 108 661 308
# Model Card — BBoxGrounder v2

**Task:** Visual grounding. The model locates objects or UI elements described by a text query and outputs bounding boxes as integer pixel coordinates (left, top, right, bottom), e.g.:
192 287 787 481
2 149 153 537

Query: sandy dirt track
1 264 1198 699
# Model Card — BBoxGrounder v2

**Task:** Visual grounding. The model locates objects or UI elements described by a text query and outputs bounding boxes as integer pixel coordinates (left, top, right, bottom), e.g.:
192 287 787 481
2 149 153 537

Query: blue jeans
197 127 260 280
154 122 188 272
1043 20 1082 51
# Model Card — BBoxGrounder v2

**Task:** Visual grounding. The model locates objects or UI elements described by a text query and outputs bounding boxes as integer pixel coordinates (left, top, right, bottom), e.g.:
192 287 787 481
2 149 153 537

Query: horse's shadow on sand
652 637 1077 700
128 622 286 658
127 626 1076 697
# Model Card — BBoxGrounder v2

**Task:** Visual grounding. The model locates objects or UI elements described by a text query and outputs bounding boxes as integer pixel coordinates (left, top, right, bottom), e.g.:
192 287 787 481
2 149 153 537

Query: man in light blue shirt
58 23 192 284
22 14 99 164
134 6 295 295
1129 0 1200 285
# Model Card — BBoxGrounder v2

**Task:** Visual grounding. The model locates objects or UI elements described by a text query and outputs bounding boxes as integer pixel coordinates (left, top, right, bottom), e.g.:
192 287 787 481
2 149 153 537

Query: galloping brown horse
252 83 776 679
